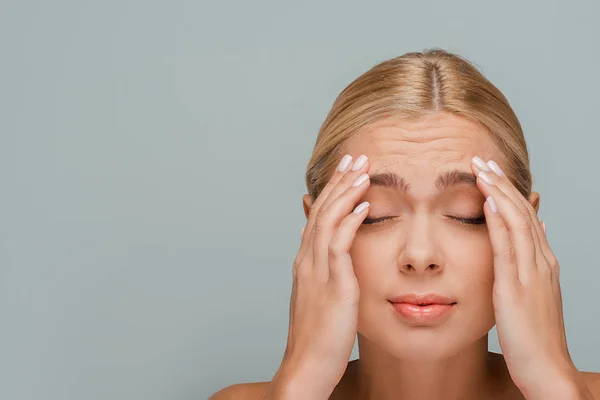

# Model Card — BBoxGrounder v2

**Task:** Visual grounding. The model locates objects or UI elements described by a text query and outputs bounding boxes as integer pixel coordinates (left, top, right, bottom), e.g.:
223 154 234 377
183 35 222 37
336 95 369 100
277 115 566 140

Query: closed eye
452 216 486 225
362 216 395 225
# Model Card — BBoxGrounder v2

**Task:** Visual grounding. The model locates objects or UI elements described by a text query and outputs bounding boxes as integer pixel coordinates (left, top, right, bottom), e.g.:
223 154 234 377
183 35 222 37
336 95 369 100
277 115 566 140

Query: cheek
349 235 395 288
452 234 495 291
447 227 493 266
455 238 496 322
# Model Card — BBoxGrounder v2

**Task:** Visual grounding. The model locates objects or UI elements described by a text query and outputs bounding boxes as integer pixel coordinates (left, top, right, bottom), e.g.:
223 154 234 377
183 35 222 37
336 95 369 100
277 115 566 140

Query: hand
264 154 372 400
471 156 588 399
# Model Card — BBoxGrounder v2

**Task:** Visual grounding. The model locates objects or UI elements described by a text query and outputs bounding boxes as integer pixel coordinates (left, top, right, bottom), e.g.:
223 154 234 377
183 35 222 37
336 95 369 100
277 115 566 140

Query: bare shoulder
209 382 270 400
581 371 600 397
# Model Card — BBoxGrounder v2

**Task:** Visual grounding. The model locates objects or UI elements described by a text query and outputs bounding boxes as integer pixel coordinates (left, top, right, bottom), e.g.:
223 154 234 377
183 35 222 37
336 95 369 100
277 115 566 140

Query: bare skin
209 356 600 399
210 113 600 400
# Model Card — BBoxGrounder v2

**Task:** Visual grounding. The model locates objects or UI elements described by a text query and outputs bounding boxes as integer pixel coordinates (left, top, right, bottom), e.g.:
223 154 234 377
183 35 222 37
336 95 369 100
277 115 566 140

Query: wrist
558 371 594 400
264 357 336 400
519 365 593 400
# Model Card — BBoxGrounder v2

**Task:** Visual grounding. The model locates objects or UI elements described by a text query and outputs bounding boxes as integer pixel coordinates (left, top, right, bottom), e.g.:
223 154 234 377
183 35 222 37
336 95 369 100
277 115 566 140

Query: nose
397 215 443 275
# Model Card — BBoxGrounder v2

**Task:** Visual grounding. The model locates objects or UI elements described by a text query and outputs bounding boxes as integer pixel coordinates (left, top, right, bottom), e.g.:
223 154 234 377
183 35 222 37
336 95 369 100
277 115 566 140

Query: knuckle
291 260 301 275
525 204 537 217
292 258 301 273
328 241 343 260
308 203 321 219
498 245 517 264
316 182 337 202
549 257 560 271
324 178 338 191
340 171 355 185
314 211 331 233
293 260 309 278
538 262 553 278
517 217 533 234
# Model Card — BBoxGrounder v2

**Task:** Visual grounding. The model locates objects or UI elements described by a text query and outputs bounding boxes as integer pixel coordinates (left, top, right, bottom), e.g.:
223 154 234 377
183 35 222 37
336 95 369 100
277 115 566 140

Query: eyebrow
369 170 477 193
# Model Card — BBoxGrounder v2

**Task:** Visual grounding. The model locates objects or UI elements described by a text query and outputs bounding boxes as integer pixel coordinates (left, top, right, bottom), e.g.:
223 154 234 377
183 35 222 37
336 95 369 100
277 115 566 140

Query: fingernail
487 160 504 177
541 221 546 235
353 201 370 214
478 171 494 185
472 156 491 172
352 173 369 187
487 196 498 214
351 155 368 171
337 154 353 172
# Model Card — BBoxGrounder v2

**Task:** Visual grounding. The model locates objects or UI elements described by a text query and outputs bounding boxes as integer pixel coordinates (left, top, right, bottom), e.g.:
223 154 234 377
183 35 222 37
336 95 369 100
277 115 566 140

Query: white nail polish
351 155 368 171
353 201 370 214
487 160 504 177
478 171 494 185
352 173 369 187
337 154 353 172
472 156 491 172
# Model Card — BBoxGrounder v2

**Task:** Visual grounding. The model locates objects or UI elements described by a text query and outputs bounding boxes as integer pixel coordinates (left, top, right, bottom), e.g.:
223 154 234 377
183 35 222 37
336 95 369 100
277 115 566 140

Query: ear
302 194 314 220
528 191 540 214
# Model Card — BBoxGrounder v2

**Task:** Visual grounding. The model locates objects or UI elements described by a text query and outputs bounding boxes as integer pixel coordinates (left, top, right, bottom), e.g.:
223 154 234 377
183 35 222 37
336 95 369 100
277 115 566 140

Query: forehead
344 113 504 175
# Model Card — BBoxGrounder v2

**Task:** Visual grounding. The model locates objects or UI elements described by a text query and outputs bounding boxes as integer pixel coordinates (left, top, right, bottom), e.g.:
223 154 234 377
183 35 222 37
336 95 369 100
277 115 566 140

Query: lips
388 293 457 306
388 293 457 324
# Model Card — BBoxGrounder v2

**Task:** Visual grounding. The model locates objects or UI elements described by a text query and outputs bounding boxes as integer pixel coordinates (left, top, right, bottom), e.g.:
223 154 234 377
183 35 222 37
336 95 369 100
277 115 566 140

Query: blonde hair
305 48 531 200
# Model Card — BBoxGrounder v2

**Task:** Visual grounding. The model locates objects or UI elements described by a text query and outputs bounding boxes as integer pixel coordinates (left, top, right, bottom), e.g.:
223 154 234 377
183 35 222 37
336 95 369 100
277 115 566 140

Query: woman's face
339 112 535 360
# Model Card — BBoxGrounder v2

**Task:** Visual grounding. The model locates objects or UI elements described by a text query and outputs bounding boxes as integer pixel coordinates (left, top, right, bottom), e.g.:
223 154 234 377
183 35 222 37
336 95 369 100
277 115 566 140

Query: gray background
1 1 599 399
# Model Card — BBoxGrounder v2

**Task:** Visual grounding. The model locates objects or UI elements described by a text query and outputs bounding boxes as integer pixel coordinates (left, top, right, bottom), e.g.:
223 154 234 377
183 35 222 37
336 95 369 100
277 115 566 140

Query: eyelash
362 216 487 226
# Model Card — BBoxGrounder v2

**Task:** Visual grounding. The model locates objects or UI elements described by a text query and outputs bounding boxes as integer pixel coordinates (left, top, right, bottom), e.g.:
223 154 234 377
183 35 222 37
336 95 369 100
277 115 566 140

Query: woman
211 49 600 400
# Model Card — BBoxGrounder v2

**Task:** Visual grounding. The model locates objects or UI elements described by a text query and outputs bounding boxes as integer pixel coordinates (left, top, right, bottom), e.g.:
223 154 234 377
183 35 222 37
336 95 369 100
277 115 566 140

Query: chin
396 333 469 360
358 305 495 361
371 326 468 361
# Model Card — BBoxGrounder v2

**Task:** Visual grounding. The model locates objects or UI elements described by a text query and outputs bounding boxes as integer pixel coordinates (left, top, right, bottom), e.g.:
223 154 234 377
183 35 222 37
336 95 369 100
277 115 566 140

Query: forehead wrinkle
369 130 463 149
345 115 509 179
366 132 480 164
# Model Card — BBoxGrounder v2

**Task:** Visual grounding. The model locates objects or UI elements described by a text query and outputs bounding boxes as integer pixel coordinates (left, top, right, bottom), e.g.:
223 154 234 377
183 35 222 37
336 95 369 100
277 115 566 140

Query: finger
471 161 519 287
327 200 370 283
485 159 548 267
481 194 519 288
307 154 369 269
474 168 537 284
296 154 354 264
475 158 558 273
320 155 369 212
312 171 371 274
536 220 559 276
